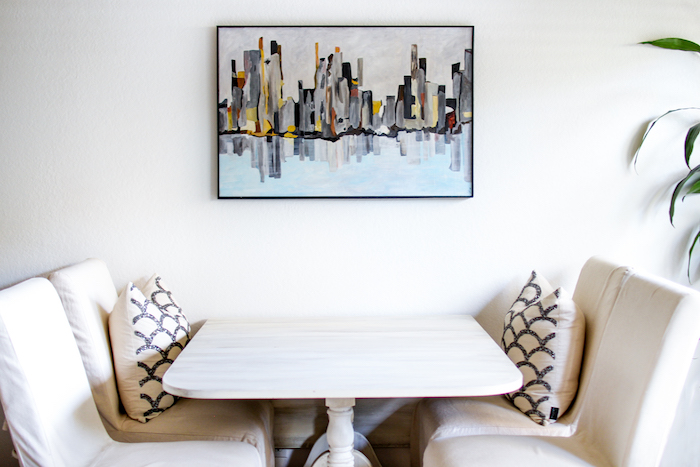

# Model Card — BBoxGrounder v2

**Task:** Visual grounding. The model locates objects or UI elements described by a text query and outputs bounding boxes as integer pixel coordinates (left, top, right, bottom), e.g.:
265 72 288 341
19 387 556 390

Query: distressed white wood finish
163 315 522 467
303 432 379 467
163 315 522 400
323 398 358 467
312 451 373 467
272 398 419 450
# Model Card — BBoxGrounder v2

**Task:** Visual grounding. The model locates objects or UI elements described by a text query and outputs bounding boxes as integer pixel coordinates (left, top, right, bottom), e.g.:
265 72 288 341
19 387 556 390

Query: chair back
48 258 122 432
0 278 113 467
557 256 633 427
575 267 700 466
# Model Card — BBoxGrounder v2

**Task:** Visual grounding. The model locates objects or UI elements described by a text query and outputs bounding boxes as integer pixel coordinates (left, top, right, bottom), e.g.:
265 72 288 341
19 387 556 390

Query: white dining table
163 315 522 467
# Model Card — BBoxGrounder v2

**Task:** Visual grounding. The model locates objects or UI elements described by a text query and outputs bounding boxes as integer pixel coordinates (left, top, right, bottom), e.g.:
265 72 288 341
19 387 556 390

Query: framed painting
217 26 473 198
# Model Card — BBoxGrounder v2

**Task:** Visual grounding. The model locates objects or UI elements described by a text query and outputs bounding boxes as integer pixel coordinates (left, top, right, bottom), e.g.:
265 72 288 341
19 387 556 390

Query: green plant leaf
685 123 700 167
640 38 700 53
633 108 700 170
688 229 700 281
670 165 700 225
682 179 700 199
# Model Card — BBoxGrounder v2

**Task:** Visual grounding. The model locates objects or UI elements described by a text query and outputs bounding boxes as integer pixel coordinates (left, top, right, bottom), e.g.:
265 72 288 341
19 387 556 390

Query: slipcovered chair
48 259 274 467
0 278 262 467
418 260 700 466
413 256 632 462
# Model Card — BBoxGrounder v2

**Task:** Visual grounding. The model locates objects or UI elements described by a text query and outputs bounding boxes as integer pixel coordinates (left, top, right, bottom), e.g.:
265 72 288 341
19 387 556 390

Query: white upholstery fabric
424 434 607 467
48 258 122 430
48 259 274 466
502 272 585 425
418 395 575 439
420 259 700 466
93 440 262 466
109 279 188 422
0 278 262 467
413 256 632 464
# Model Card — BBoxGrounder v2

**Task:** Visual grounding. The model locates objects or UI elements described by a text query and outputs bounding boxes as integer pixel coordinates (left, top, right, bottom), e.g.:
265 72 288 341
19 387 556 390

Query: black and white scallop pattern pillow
502 271 586 426
109 274 190 423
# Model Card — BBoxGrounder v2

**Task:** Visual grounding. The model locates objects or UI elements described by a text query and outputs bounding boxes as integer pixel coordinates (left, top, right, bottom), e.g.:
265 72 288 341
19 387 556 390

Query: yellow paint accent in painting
432 96 439 126
463 111 473 118
262 81 269 115
246 107 258 122
287 125 296 133
259 39 265 73
373 101 382 115
315 42 319 68
283 132 297 138
263 119 273 134
315 118 322 132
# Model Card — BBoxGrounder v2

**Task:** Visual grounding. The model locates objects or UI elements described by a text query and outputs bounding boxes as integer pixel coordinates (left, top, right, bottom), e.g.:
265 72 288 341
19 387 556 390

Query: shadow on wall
474 277 529 343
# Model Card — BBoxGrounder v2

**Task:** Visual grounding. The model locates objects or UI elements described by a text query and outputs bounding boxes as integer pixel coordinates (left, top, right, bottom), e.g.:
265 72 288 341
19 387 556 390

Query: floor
274 447 411 467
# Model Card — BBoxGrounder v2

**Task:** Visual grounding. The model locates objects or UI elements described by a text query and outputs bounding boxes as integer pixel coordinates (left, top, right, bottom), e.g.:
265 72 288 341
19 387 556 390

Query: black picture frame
217 26 473 199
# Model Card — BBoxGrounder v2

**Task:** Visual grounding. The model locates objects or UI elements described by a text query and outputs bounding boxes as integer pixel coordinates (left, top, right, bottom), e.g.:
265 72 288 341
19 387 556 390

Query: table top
163 315 522 400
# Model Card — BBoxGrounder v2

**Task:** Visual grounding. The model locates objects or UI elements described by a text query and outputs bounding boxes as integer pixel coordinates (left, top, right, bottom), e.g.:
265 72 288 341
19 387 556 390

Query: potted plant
636 38 700 280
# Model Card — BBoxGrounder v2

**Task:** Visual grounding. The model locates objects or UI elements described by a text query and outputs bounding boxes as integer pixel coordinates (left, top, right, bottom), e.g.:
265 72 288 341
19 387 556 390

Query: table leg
325 398 356 467
305 398 379 467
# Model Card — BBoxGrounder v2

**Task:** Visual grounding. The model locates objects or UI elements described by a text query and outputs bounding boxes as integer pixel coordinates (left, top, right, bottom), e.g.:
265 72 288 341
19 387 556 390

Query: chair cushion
109 275 190 422
97 438 263 467
502 271 585 425
109 398 273 467
418 396 574 439
112 398 270 441
423 434 608 467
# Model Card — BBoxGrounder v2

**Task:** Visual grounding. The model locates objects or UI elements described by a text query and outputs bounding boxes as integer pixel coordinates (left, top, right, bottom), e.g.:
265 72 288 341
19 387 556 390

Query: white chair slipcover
413 256 632 463
0 278 262 467
418 258 700 466
48 258 274 466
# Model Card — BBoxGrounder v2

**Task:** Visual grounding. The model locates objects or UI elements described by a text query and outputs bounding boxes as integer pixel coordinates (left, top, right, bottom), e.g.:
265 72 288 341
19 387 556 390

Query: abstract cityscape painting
217 26 473 198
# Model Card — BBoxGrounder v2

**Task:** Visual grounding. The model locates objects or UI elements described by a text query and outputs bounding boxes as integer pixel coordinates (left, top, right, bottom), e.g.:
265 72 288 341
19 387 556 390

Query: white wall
3 0 700 319
2 0 700 465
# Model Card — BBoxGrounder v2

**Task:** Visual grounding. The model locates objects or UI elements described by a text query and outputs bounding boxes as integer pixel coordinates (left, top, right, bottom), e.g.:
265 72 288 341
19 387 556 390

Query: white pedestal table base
303 399 382 467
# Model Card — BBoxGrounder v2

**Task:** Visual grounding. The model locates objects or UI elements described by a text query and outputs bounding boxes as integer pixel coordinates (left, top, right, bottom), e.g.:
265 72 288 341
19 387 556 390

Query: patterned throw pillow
109 274 190 423
502 271 585 426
